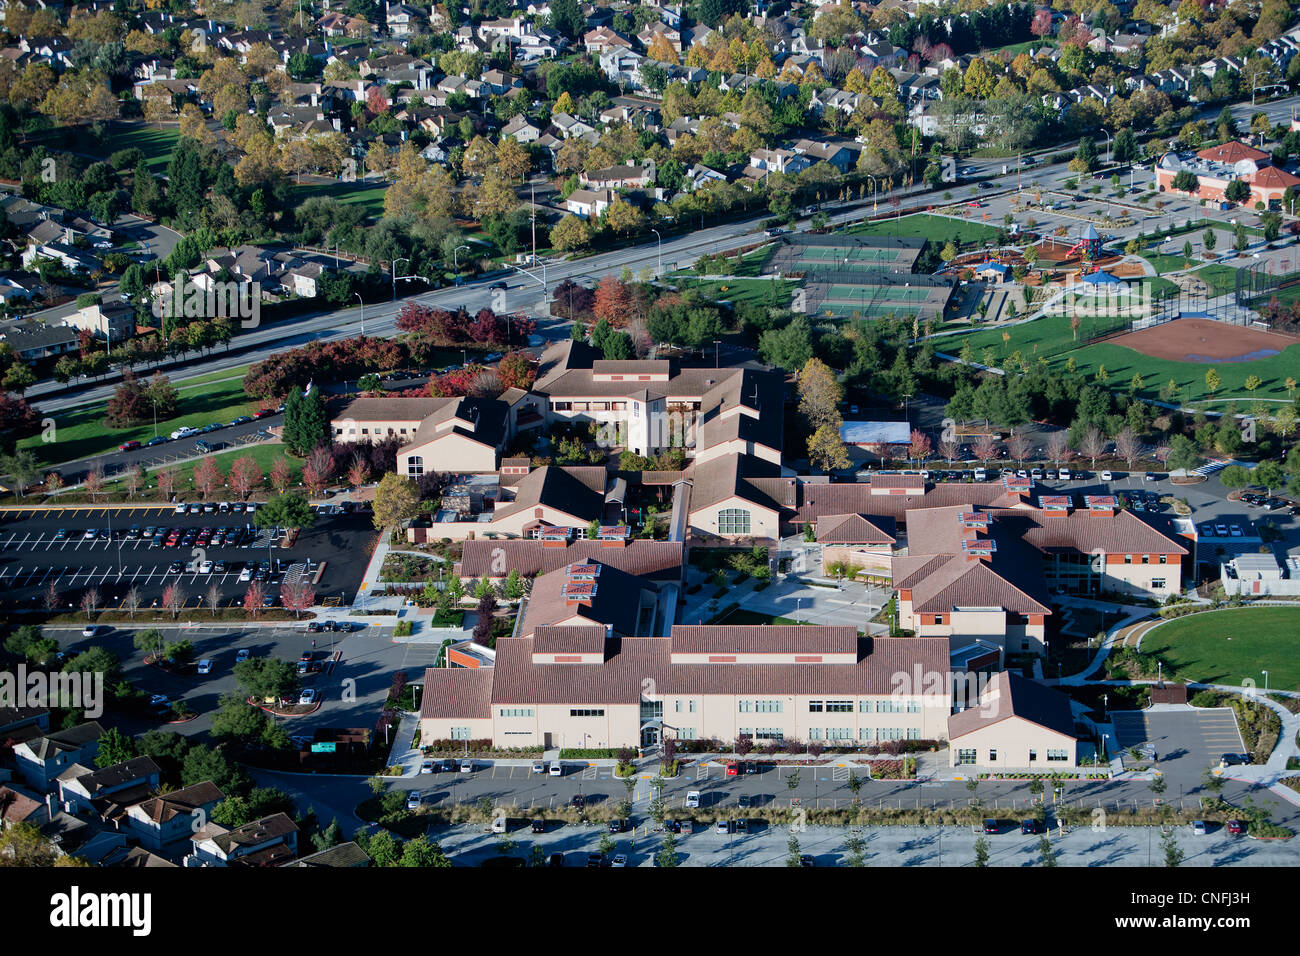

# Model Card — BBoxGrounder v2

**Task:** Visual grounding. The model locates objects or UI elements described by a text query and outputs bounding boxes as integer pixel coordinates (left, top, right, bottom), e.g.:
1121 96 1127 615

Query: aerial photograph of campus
0 0 1299 908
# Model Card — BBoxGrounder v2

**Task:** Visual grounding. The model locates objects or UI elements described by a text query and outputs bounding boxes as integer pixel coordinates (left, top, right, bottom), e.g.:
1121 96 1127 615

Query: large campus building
1155 140 1300 208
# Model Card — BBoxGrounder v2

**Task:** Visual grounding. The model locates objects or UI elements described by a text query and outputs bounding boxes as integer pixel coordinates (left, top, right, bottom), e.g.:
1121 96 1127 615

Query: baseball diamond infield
1109 317 1300 363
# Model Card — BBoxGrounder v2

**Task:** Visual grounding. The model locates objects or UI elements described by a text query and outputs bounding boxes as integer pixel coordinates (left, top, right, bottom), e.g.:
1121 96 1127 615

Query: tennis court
767 233 927 276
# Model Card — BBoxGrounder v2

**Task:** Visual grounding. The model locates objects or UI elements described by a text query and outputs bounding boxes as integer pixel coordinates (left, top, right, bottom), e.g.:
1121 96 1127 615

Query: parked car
725 761 739 776
196 659 212 675
611 854 627 867
1100 470 1113 481
406 792 421 811
738 795 752 809
169 426 198 440
145 436 168 447
1021 819 1041 834
685 791 701 808
1219 753 1249 767
608 819 626 833
235 649 250 663
983 819 999 834
549 761 563 777
1191 820 1208 836
715 819 729 834
531 760 544 774
298 688 318 705
420 760 434 774
1227 819 1245 835
571 794 586 810
82 624 110 638
119 440 141 452
460 760 474 773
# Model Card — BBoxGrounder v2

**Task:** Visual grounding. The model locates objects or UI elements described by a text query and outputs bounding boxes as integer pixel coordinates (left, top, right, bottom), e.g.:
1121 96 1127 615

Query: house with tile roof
1155 140 1300 208
331 396 510 475
125 780 225 850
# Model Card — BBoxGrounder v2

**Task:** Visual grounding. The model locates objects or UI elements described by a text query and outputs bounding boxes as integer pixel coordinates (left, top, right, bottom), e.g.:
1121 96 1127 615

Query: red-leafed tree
908 428 932 464
193 456 223 499
302 444 334 495
281 579 316 618
230 455 263 499
162 582 186 619
347 454 370 488
593 275 632 326
244 581 265 618
269 458 293 494
1030 8 1053 37
497 352 537 391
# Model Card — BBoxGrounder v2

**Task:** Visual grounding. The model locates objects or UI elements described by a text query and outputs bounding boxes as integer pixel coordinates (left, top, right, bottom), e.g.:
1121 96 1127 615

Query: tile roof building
421 629 952 749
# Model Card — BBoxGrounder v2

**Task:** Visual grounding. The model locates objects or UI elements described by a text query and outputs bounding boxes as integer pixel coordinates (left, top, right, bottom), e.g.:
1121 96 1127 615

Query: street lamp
391 258 408 301
1262 670 1269 695
1099 129 1113 164
650 228 662 277
713 339 720 368
354 292 365 336
453 244 469 278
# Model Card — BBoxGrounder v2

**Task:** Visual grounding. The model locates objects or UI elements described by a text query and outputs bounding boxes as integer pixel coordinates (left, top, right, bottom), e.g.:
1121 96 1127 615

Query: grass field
940 311 1300 403
289 179 389 222
21 377 263 469
674 277 796 308
844 213 1001 246
85 125 180 175
1144 607 1300 691
94 443 301 499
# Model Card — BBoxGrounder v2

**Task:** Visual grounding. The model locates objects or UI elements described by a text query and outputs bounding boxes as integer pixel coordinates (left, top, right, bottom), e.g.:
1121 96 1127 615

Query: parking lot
44 619 410 737
1111 709 1246 784
0 506 377 610
432 815 1299 867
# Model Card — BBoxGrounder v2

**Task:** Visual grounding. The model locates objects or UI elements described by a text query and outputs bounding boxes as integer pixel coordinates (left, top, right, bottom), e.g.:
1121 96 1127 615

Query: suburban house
125 781 225 850
189 812 299 866
12 722 104 791
56 756 161 816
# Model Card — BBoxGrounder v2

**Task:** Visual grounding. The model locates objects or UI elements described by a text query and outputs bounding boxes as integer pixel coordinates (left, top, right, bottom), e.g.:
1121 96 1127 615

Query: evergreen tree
283 385 329 457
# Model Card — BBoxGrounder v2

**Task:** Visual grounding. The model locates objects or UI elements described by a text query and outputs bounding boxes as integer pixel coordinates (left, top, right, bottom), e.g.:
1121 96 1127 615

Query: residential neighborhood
0 0 1299 920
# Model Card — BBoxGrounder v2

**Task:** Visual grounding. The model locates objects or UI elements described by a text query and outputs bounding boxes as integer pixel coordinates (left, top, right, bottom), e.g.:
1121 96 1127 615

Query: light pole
1099 129 1113 165
1263 670 1269 695
354 292 365 336
650 228 662 277
713 339 720 368
453 244 469 279
391 258 408 301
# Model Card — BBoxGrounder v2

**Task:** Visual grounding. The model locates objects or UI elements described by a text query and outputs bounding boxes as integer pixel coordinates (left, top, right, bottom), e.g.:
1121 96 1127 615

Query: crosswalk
1192 457 1235 477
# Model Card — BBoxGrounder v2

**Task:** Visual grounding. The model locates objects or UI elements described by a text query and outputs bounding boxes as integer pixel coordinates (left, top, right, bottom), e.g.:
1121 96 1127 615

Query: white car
460 760 474 773
298 688 318 705
1192 820 1208 836
549 761 563 777
610 854 627 867
1100 470 1113 481
239 567 253 582
531 761 545 774
174 503 187 515
197 559 213 574
196 659 212 675
716 819 729 834
407 792 422 811
1059 468 1071 480
685 791 701 808
82 624 108 638
83 528 98 539
420 760 434 774
169 426 198 440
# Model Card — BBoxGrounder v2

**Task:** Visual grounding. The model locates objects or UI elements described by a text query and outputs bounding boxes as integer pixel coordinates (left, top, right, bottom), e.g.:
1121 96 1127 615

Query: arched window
718 508 750 535
407 456 424 477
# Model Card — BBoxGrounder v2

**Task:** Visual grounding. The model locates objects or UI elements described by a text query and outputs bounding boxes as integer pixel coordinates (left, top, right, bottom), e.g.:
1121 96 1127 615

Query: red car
254 407 276 418
119 440 141 451
725 761 739 776
1227 819 1245 835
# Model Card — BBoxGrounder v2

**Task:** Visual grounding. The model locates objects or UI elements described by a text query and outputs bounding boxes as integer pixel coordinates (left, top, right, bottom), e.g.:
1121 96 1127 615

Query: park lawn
938 311 1300 402
1143 607 1300 691
19 377 263 469
844 213 1002 246
675 277 795 308
1049 339 1300 404
289 179 389 222
86 125 180 175
96 443 301 499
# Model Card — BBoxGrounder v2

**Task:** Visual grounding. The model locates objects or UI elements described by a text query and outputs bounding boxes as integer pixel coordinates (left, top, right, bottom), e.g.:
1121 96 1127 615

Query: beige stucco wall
948 717 1077 770
332 416 425 443
689 497 781 542
397 431 498 476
